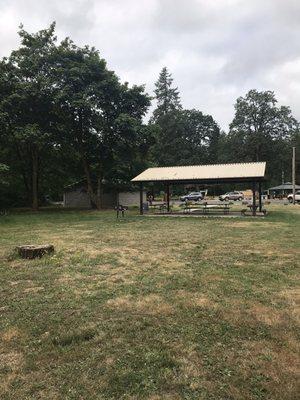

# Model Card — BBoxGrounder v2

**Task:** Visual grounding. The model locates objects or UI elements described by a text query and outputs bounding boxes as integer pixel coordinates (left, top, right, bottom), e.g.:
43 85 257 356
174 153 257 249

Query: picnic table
182 201 231 215
149 202 174 213
202 203 230 215
148 202 165 210
241 203 266 215
247 204 259 211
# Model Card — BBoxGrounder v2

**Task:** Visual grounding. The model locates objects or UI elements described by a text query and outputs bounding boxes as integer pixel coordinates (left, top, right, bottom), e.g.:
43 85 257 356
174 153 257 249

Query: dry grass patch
0 351 23 398
106 294 174 316
221 301 290 327
279 289 300 320
23 286 44 293
175 290 214 308
1 328 21 342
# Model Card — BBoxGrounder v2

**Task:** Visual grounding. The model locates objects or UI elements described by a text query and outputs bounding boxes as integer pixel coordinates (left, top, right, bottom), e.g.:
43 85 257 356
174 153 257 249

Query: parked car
287 191 300 203
180 192 204 202
219 191 244 201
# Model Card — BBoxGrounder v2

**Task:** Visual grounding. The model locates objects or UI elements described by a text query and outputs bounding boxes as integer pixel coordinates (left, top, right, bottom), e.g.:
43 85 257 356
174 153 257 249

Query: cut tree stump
16 244 54 259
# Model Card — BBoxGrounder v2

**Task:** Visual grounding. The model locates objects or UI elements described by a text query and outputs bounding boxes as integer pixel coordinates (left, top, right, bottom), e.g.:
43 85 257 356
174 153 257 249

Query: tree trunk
32 146 39 211
15 142 31 207
82 158 101 210
95 163 104 210
96 175 102 210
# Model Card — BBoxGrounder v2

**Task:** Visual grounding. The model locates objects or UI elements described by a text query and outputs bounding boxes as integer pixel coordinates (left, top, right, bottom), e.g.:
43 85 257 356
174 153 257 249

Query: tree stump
16 244 54 259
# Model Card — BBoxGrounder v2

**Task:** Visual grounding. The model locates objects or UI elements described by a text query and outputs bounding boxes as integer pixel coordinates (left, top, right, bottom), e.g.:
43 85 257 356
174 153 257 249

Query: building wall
102 192 118 208
64 188 92 208
118 191 146 206
64 188 117 209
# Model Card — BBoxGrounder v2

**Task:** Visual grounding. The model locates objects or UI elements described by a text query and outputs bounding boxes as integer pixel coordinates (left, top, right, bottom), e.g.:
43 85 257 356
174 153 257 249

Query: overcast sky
1 0 299 129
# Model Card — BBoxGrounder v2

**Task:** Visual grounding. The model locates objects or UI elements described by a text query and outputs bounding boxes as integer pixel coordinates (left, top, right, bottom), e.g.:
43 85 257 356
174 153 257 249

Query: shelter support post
252 182 256 216
166 184 170 212
139 183 143 215
258 181 262 212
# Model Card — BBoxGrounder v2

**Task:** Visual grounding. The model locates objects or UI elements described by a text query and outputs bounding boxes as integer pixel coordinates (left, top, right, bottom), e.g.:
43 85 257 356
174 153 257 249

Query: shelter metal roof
131 162 266 183
268 182 300 191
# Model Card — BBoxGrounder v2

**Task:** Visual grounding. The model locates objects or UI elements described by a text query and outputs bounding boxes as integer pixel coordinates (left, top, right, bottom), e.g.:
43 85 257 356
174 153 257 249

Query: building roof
268 182 300 191
131 162 266 183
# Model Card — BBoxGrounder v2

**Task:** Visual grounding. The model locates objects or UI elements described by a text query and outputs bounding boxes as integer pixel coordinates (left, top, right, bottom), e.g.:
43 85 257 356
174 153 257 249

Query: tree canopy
0 25 299 209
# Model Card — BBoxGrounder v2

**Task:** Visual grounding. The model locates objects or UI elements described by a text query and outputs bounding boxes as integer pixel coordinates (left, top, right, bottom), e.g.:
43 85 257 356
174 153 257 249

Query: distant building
63 181 145 208
268 182 300 197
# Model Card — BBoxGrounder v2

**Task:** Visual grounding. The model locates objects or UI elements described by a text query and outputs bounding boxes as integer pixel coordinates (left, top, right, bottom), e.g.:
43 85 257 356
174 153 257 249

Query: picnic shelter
131 162 266 216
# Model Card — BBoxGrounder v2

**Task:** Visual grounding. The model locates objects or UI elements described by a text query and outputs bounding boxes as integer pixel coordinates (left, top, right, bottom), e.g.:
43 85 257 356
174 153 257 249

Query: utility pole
292 146 296 205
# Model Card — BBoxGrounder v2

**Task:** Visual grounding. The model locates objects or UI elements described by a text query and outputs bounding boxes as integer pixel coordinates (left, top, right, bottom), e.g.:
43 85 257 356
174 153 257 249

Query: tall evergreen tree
152 67 181 121
151 67 182 165
151 68 220 166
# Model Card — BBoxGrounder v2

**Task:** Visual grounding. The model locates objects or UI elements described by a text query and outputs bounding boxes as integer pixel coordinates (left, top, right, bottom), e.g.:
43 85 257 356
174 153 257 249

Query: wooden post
140 183 143 215
252 182 256 216
292 146 296 205
166 184 170 212
258 181 262 212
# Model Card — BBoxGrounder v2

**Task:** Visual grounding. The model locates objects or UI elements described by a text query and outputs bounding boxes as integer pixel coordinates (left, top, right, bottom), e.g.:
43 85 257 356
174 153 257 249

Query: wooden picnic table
183 202 231 215
149 202 165 208
149 202 166 211
247 204 259 210
244 203 267 215
149 202 173 213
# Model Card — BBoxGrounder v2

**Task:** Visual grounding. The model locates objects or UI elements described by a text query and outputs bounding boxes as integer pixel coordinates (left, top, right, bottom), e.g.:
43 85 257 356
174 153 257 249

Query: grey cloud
0 0 299 129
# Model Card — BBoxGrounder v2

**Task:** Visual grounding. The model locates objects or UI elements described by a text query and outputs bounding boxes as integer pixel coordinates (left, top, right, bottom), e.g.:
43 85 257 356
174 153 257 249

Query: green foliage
152 66 182 121
0 23 58 209
51 38 151 207
0 24 152 209
1 24 299 208
151 68 221 166
227 89 299 184
0 163 9 191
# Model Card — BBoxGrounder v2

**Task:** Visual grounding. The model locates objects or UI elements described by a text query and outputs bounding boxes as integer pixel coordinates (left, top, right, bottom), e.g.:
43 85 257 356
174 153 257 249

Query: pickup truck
287 191 300 203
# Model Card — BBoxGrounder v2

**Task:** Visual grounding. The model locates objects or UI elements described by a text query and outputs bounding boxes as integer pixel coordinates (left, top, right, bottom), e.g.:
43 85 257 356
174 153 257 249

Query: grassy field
0 205 299 400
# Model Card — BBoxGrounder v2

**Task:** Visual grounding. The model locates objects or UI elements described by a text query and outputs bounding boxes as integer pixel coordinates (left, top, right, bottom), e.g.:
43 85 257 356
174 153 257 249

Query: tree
0 23 57 210
0 163 9 184
180 109 220 164
52 39 151 208
151 68 183 165
228 90 299 183
152 67 182 121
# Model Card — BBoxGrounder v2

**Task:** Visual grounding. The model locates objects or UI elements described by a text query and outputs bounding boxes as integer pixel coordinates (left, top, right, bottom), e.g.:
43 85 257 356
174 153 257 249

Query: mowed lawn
0 206 299 400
